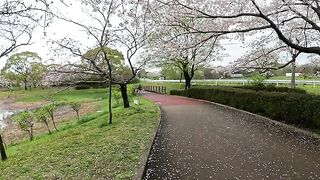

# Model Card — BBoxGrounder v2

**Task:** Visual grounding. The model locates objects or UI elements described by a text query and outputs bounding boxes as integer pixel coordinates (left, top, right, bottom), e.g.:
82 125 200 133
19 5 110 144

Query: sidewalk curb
132 101 163 180
172 95 320 140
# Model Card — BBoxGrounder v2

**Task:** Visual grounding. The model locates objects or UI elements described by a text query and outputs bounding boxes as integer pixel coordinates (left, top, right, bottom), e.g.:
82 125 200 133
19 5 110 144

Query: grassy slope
0 88 159 179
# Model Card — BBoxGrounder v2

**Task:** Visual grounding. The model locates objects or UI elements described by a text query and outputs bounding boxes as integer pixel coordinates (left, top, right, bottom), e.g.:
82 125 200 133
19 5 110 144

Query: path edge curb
132 100 163 180
173 95 320 140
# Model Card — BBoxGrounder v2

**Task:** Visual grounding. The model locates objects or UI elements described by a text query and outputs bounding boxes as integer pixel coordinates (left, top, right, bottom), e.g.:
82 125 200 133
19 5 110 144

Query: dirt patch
1 101 97 144
0 97 48 111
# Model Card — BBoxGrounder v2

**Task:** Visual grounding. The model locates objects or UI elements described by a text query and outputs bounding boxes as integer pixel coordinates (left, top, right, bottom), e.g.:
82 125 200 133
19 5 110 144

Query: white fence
143 79 320 87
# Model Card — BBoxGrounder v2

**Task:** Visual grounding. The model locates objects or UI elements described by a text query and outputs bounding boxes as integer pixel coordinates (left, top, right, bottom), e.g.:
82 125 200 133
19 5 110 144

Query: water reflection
0 109 13 129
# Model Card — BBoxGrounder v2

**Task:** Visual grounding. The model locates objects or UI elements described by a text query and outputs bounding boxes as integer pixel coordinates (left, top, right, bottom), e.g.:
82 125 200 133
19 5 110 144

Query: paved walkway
142 92 320 179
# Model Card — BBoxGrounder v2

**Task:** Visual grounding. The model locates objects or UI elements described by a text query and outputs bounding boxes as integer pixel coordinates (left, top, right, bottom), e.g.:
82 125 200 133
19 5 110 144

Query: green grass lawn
297 85 320 95
0 88 159 179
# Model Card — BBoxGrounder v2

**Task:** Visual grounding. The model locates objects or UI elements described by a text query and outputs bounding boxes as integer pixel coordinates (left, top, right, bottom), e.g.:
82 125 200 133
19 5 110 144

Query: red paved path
142 92 320 180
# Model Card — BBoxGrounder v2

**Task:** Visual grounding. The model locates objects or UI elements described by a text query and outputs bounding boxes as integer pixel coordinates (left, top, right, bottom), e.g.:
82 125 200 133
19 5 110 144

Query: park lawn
298 85 320 95
0 88 159 179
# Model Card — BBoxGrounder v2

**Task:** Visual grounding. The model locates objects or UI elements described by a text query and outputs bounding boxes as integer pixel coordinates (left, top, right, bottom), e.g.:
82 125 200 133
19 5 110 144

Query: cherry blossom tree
232 31 306 88
112 0 152 108
0 0 53 59
0 0 52 161
146 4 222 89
159 0 320 56
51 0 121 124
50 0 152 123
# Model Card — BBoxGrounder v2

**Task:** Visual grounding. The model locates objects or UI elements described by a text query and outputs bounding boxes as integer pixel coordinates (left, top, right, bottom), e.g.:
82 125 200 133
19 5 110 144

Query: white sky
0 1 312 70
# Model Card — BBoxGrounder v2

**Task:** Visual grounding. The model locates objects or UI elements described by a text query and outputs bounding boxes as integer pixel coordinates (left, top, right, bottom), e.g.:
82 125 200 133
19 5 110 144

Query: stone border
132 103 163 180
176 95 320 140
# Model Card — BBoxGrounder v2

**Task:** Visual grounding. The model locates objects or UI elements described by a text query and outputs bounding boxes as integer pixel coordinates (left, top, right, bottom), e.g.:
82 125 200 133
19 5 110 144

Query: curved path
142 92 320 179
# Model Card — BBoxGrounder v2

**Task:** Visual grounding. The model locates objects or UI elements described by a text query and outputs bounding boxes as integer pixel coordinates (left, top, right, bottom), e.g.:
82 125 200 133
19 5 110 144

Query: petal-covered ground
143 92 320 179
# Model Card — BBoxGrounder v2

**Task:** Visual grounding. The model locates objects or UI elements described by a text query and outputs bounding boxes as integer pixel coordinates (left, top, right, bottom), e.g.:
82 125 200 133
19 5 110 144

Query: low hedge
75 85 91 90
170 87 320 129
233 85 307 94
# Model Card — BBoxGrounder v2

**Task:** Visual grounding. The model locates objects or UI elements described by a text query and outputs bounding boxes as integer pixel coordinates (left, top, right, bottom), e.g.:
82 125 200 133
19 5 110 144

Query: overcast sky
0 1 312 71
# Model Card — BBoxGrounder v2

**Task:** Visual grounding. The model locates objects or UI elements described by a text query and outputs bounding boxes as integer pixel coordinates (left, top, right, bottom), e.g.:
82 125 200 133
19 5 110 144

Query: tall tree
52 0 151 111
146 14 221 89
51 0 127 124
1 51 45 90
0 0 50 161
82 46 135 108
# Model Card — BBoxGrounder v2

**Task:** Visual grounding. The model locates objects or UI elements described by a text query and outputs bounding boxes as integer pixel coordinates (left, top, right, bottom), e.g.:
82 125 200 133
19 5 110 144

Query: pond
0 109 13 129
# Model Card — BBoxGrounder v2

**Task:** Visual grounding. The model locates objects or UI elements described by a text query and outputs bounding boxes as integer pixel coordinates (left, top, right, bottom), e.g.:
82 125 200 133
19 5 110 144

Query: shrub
235 85 307 94
112 90 122 108
91 84 108 89
33 108 52 134
247 72 266 86
170 87 320 129
75 85 91 90
43 103 62 131
69 102 81 121
11 111 35 141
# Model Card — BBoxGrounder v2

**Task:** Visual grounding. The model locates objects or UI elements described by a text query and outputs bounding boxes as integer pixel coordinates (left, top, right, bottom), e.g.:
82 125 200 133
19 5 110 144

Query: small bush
247 72 266 86
91 84 108 89
112 91 122 108
171 87 320 129
75 85 91 90
78 114 97 124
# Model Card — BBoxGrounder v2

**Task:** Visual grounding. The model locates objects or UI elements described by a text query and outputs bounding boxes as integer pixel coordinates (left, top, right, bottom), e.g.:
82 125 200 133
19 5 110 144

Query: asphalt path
142 92 320 179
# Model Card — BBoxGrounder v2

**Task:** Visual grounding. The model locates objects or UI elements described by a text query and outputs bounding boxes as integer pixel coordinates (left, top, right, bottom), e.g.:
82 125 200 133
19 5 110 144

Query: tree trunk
51 115 59 131
183 71 192 90
291 59 296 89
185 78 191 90
44 121 51 134
76 111 80 121
120 84 130 108
29 128 33 141
0 134 7 161
24 79 28 90
103 50 113 125
108 80 113 124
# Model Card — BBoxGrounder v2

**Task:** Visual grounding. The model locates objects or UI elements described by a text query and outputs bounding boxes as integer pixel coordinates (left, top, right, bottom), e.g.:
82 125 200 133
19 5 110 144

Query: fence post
215 80 218 86
164 86 167 94
314 82 316 88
